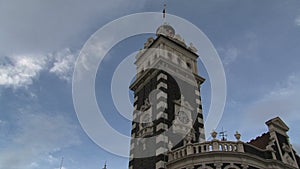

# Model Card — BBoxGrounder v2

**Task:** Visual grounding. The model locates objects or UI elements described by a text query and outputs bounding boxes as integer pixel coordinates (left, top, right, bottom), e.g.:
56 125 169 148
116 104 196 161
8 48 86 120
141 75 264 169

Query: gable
266 117 289 132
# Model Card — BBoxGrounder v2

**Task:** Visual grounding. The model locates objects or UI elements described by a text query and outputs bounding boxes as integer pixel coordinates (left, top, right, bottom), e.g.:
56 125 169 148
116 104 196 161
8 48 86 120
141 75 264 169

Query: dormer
266 117 289 137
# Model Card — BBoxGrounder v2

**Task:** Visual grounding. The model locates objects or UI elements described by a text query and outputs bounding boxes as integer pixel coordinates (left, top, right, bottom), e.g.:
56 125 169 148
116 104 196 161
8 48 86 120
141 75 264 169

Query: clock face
178 111 189 124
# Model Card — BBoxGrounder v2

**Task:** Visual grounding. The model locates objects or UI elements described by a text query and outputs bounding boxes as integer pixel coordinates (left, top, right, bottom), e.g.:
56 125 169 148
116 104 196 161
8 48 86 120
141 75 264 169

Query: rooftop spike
163 0 167 21
103 161 107 169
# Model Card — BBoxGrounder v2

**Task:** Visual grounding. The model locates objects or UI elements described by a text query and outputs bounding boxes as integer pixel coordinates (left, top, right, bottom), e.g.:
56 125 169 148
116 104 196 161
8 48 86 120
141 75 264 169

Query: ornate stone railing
168 140 245 161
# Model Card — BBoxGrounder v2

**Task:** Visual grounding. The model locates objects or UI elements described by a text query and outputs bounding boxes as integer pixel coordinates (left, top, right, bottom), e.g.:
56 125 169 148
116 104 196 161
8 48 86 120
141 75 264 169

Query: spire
103 161 107 169
163 0 167 20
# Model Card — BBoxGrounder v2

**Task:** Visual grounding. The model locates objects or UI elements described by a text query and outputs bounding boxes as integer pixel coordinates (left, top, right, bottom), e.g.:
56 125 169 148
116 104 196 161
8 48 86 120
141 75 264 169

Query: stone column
186 144 194 155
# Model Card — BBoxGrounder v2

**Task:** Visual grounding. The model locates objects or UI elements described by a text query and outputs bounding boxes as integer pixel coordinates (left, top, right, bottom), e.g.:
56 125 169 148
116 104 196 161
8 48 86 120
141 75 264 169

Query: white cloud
218 32 259 66
55 167 67 169
47 155 59 165
49 49 77 82
240 72 300 135
0 48 78 88
0 112 80 169
219 32 259 67
219 47 239 66
29 162 39 168
0 55 48 88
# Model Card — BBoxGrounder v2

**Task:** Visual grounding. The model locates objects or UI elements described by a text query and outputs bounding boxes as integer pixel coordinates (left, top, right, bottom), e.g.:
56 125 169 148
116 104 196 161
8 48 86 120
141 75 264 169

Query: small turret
156 23 175 38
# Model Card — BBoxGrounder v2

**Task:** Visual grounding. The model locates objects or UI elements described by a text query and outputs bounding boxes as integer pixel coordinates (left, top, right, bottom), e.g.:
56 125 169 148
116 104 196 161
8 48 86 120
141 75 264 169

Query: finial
189 43 198 53
163 0 167 21
211 130 218 140
234 131 241 141
168 141 173 151
103 161 107 169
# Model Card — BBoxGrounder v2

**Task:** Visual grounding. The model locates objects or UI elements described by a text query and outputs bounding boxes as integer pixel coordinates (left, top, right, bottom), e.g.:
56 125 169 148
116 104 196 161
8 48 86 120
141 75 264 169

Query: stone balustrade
168 140 245 161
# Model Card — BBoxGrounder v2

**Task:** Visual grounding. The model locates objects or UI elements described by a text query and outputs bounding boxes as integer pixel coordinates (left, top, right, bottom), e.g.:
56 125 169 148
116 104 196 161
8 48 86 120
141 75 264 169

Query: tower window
186 62 191 69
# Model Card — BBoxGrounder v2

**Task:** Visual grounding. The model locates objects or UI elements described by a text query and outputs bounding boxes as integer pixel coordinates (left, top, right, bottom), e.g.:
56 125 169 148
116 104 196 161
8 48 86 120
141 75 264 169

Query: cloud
29 162 39 168
0 0 146 56
0 48 78 88
49 48 77 82
0 111 80 169
218 32 259 67
219 47 239 66
240 72 300 133
0 55 48 88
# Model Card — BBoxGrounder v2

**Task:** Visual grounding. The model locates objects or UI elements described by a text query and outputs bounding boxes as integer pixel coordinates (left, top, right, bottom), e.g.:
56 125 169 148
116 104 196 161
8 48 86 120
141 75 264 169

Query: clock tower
129 23 206 169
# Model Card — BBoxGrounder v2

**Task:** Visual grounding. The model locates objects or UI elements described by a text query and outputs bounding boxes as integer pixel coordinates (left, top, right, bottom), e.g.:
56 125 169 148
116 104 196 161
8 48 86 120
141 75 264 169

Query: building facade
167 117 300 169
128 23 299 169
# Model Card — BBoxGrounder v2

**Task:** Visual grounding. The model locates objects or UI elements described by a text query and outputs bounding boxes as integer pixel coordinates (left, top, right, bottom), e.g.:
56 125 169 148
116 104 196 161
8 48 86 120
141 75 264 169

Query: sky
0 0 300 169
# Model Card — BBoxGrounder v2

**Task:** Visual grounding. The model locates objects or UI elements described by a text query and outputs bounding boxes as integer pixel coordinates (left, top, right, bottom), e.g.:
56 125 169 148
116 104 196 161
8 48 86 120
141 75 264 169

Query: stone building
128 23 299 169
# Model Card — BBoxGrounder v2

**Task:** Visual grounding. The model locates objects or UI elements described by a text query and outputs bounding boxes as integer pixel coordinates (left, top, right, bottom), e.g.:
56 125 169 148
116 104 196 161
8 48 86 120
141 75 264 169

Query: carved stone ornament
140 98 151 111
266 144 275 151
234 131 241 141
211 130 218 140
168 141 173 151
283 152 296 166
188 42 198 53
282 143 291 153
185 129 195 144
144 37 154 49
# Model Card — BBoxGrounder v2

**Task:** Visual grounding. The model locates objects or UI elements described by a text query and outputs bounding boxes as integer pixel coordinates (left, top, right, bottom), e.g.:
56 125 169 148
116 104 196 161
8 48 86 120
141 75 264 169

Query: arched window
186 62 191 69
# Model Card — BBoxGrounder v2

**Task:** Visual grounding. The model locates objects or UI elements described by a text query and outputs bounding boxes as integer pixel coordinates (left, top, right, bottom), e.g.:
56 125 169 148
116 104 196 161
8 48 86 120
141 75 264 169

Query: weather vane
163 0 167 21
219 127 228 141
